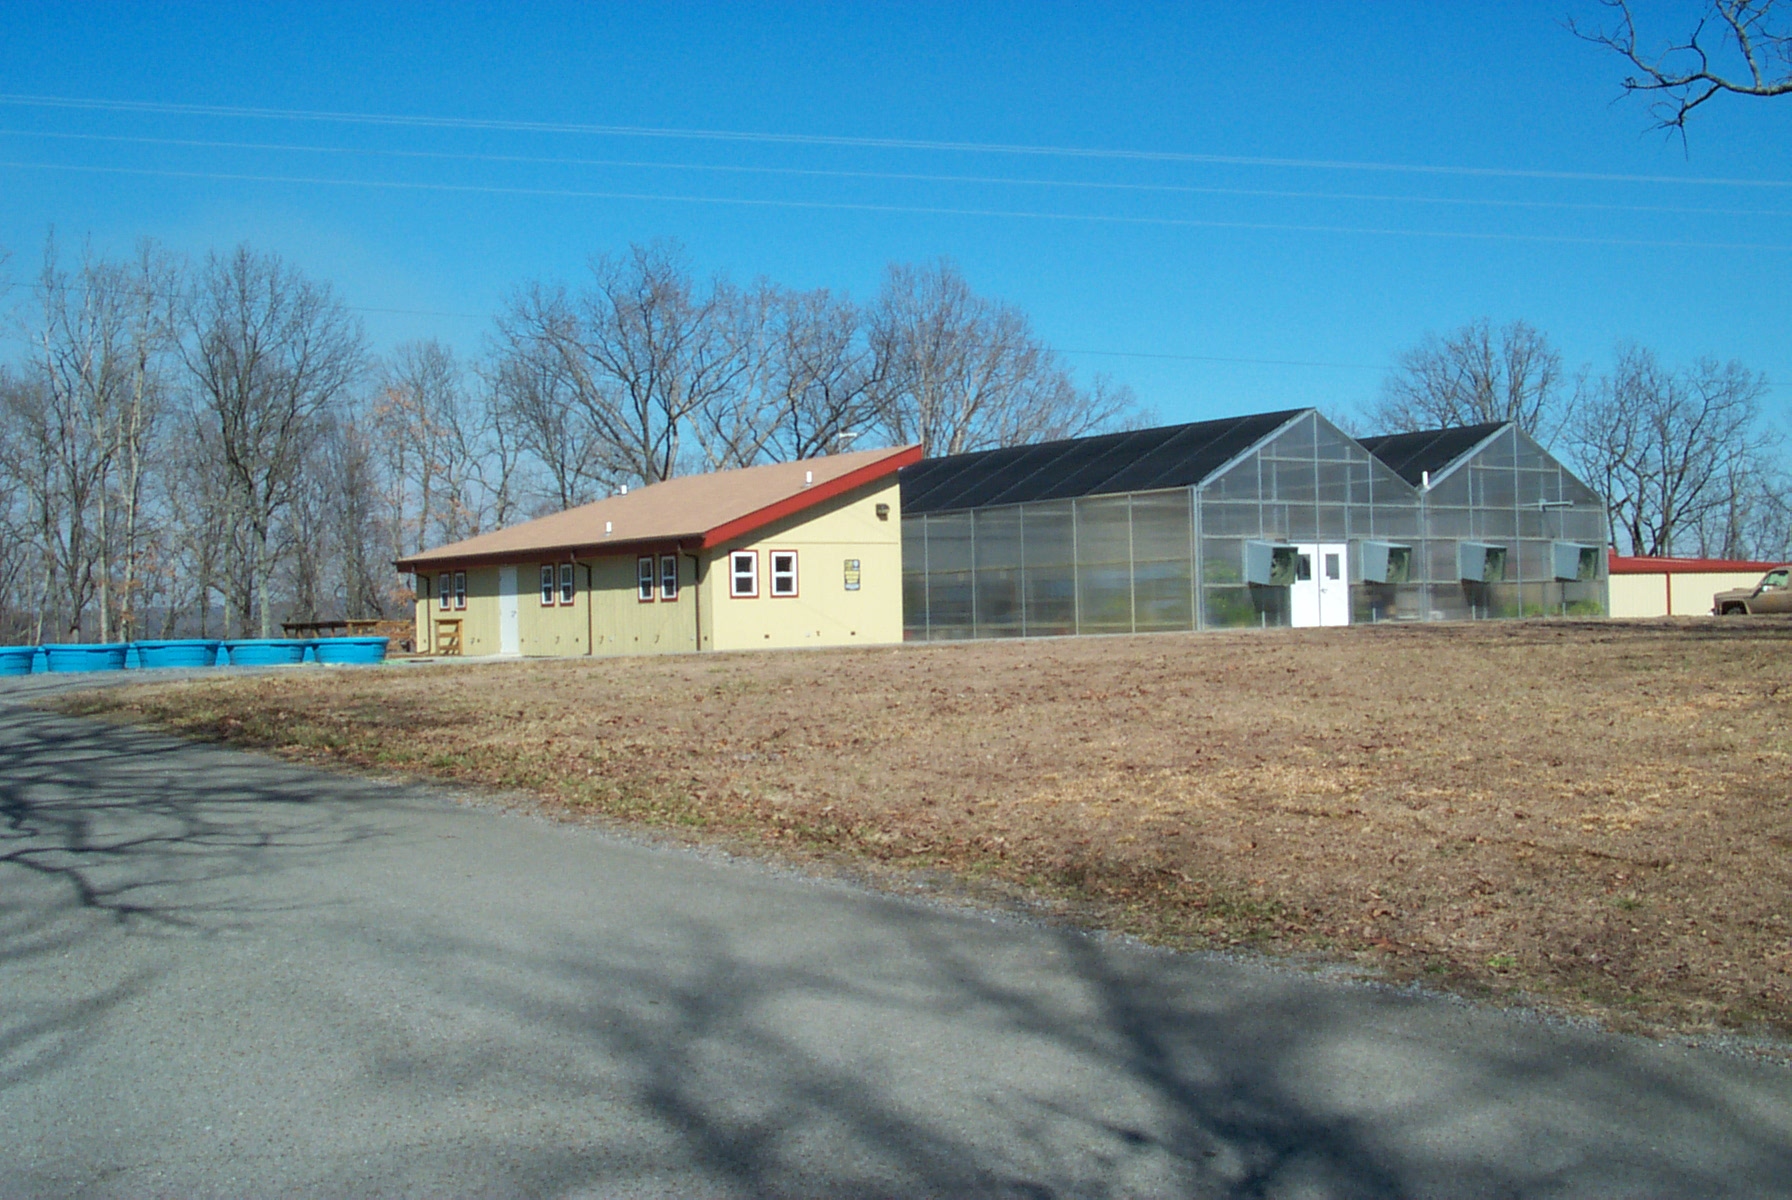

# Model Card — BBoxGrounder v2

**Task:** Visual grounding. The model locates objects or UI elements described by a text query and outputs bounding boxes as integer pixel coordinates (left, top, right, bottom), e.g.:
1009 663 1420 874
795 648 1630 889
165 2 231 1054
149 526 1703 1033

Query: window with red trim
769 550 798 597
637 557 656 602
558 563 575 604
438 573 452 609
660 554 679 601
729 550 758 598
539 565 555 605
453 571 467 609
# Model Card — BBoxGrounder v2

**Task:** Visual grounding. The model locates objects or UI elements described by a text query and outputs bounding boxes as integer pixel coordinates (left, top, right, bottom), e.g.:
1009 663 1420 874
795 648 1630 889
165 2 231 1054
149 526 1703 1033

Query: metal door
1290 543 1349 628
498 565 521 654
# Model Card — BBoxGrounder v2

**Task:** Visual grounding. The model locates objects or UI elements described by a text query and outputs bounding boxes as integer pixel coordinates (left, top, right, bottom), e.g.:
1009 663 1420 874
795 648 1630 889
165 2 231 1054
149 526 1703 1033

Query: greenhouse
898 409 1607 641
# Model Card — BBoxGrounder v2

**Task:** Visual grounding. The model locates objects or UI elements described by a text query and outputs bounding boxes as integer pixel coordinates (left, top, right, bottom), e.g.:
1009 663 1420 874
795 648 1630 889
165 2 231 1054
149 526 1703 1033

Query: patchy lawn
51 617 1792 1039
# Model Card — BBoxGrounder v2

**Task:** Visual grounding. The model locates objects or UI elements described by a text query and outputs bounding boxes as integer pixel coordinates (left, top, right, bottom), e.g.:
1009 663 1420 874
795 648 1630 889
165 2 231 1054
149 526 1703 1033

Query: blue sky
1 1 1788 429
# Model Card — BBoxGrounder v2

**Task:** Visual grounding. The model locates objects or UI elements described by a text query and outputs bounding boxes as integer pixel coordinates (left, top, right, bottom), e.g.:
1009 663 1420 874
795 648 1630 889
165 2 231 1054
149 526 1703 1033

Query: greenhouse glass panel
975 569 1025 635
1427 470 1471 508
1475 463 1517 509
1200 500 1262 537
1022 500 1075 566
1075 495 1132 633
1315 456 1352 506
901 519 928 637
1129 490 1192 560
973 506 1023 571
1022 501 1076 635
1025 562 1077 635
927 571 974 636
1134 559 1194 631
926 512 972 572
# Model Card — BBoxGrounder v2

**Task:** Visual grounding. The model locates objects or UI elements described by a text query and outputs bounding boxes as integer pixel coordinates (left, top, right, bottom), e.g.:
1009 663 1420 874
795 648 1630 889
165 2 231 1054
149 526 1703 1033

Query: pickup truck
1712 566 1792 615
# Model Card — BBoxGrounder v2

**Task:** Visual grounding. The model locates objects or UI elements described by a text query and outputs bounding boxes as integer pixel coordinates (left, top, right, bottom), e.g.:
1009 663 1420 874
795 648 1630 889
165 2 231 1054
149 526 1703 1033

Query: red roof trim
695 445 921 549
394 538 692 573
1608 552 1787 575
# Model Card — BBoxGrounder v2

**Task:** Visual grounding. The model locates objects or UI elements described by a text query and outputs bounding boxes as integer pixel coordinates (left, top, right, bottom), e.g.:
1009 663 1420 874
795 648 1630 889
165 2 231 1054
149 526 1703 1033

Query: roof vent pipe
620 484 628 495
605 521 613 536
1421 470 1430 490
804 470 813 487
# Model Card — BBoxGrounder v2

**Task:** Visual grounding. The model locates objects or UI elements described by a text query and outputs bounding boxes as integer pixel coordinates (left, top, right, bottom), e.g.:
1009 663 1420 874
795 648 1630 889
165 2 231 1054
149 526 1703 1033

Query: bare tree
1373 318 1564 440
490 300 610 509
375 338 501 553
1573 1 1792 134
113 242 179 641
868 259 1132 457
764 286 881 461
1565 345 1773 555
688 280 780 471
573 241 754 483
180 246 365 637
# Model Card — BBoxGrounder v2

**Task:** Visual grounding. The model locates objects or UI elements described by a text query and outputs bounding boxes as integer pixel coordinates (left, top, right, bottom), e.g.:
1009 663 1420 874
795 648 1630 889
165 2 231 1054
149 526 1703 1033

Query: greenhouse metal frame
900 409 1607 641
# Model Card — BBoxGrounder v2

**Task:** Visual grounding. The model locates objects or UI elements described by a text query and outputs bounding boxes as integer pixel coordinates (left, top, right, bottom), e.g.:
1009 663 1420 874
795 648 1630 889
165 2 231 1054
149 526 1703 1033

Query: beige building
396 446 919 658
1606 553 1786 618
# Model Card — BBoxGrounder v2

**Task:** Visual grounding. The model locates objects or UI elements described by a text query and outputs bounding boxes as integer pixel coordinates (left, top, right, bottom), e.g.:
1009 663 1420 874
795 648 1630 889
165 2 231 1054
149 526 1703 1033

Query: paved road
2 688 1790 1197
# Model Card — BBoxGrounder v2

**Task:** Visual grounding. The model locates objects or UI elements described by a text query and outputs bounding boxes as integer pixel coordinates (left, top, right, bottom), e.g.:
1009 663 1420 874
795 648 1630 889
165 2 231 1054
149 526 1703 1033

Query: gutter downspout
572 553 594 655
685 545 703 652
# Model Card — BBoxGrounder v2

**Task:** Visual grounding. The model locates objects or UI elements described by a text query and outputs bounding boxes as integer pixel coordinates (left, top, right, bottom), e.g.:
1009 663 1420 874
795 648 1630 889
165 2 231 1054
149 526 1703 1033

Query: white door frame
1290 543 1349 628
498 565 521 655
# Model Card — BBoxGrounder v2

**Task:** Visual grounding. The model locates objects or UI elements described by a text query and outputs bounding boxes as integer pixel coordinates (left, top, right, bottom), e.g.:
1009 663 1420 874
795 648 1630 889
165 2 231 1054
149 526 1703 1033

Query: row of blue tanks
0 636 390 675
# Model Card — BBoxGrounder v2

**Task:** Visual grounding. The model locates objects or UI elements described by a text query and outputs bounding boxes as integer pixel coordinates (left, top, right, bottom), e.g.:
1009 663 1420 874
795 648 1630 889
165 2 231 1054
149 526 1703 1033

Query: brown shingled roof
394 444 920 571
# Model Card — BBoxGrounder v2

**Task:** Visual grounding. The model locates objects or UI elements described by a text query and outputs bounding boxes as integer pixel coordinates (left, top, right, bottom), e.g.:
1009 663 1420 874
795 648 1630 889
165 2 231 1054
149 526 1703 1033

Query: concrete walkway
1 687 1789 1197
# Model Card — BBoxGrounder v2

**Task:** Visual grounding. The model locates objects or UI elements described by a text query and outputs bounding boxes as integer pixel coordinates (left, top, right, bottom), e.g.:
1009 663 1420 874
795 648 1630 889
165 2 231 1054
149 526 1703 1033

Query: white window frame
453 570 467 610
558 563 575 605
660 554 679 601
729 550 759 598
438 572 452 609
539 564 556 606
637 556 656 602
769 550 798 598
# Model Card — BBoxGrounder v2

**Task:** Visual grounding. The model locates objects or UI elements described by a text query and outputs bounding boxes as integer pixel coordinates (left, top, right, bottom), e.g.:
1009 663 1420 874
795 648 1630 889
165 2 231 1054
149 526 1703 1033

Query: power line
8 280 1786 389
6 159 1788 252
3 128 1788 220
2 92 1790 189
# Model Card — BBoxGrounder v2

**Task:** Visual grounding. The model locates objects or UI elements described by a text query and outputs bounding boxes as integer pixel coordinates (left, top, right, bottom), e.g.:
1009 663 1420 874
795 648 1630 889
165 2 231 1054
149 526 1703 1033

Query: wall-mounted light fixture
875 503 890 520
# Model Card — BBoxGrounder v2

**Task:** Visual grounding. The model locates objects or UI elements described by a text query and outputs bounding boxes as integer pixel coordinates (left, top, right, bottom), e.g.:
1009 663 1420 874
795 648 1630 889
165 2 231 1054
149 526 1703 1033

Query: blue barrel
134 639 224 669
312 636 389 665
42 643 129 672
221 638 308 666
0 646 34 676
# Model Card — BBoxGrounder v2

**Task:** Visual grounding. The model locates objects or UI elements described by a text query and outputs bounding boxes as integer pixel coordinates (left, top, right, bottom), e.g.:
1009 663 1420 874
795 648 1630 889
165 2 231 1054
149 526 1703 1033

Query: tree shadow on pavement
0 706 401 1091
323 899 1792 1198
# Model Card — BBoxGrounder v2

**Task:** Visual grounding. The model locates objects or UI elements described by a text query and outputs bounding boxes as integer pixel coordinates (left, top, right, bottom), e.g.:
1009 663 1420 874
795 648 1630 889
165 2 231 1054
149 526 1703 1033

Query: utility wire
2 92 1790 188
2 128 1787 220
4 159 1787 252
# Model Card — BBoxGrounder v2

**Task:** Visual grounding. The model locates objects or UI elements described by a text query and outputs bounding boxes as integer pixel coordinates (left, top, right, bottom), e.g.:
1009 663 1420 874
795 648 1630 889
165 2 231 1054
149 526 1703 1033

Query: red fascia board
695 445 921 549
394 536 696 573
1607 552 1787 575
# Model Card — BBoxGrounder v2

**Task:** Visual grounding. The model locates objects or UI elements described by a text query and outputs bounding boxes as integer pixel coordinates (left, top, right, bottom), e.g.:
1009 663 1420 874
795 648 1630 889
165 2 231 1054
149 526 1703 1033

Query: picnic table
280 619 384 638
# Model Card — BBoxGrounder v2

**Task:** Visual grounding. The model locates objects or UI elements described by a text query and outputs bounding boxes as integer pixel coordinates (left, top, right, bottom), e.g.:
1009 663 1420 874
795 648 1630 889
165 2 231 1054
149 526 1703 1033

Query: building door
498 565 521 654
1290 543 1349 628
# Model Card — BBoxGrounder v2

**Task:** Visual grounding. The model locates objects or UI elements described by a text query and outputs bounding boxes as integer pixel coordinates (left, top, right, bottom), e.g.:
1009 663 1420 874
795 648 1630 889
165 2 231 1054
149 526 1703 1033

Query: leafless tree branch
1571 0 1792 135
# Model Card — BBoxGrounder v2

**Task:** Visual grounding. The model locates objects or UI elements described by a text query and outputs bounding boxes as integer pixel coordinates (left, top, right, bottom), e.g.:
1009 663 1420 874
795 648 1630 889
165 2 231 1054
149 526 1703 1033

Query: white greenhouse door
1290 543 1349 628
498 565 521 654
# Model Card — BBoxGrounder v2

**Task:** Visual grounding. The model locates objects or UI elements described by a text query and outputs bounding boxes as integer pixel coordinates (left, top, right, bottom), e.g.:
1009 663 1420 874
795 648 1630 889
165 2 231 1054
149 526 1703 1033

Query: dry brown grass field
54 617 1792 1039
